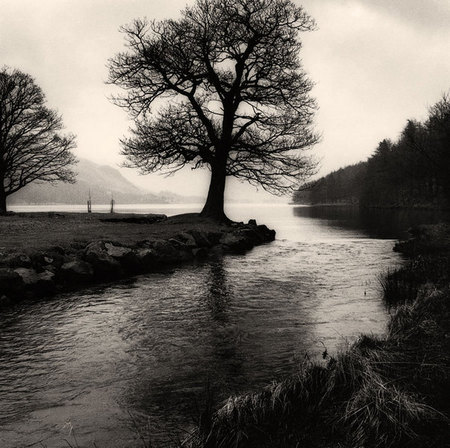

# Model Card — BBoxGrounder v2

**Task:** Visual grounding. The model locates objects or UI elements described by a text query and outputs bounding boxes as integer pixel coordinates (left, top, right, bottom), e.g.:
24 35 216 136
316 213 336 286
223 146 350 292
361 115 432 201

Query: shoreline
292 202 450 211
0 212 275 307
2 213 448 446
185 224 450 448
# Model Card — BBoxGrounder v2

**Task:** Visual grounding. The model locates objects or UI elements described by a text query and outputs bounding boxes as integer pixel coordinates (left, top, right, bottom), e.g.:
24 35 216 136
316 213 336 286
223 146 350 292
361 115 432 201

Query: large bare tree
109 0 318 221
0 68 77 213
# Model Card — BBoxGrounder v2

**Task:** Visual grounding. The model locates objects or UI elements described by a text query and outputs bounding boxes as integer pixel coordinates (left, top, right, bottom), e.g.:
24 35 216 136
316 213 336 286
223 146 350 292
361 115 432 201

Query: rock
84 241 107 255
14 268 56 295
135 239 154 249
208 245 224 258
30 250 65 272
47 251 66 268
169 239 194 261
256 224 276 242
14 268 40 285
60 260 94 284
71 241 87 250
146 213 167 223
168 238 187 248
136 248 158 268
239 228 265 244
0 295 12 307
192 247 209 259
49 246 65 255
220 223 276 251
151 240 180 263
0 268 23 296
0 219 276 306
119 251 144 274
105 242 132 258
152 240 192 263
84 241 122 279
38 270 56 294
176 232 198 248
39 270 55 283
219 232 254 253
205 231 223 245
3 253 33 268
188 230 212 247
41 264 57 273
100 214 167 224
30 253 46 271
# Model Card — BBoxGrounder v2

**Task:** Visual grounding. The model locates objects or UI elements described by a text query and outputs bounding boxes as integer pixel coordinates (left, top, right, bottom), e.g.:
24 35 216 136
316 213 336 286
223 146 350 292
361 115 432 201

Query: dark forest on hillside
294 93 450 208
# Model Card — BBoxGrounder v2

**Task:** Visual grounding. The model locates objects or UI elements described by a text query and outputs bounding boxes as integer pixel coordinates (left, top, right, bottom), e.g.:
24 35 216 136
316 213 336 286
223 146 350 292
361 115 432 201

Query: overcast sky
1 0 449 200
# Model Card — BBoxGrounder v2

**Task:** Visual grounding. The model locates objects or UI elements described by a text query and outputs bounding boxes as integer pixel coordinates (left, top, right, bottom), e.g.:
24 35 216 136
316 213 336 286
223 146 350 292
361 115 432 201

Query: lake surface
0 204 426 447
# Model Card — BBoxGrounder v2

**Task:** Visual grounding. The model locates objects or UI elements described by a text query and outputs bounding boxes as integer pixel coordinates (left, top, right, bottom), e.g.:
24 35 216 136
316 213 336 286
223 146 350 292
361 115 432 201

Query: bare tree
109 0 318 221
0 67 77 213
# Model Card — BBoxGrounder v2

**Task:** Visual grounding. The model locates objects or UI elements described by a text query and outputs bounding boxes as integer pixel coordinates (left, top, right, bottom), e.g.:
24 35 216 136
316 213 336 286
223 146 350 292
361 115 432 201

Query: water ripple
0 205 406 447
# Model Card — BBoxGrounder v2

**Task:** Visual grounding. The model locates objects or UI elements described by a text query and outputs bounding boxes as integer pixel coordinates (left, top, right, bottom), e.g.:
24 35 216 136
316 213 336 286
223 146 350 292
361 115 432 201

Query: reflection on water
293 205 450 239
202 260 232 324
0 204 415 447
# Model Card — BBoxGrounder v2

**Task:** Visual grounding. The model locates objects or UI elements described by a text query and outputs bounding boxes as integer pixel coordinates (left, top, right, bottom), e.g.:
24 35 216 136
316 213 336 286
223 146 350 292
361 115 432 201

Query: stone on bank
0 217 275 306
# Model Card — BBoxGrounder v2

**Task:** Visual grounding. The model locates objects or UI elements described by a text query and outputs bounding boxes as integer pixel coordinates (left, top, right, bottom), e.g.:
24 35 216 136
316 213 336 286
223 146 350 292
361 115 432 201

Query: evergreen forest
294 93 450 208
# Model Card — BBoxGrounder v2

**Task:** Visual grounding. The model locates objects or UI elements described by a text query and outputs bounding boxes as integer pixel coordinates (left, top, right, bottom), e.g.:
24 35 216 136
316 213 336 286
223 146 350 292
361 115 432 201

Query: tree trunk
0 186 7 215
200 161 228 222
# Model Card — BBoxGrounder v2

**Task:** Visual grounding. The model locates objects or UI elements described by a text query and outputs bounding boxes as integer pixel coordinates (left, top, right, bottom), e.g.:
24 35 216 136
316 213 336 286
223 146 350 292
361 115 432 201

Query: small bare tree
0 67 77 213
109 0 318 221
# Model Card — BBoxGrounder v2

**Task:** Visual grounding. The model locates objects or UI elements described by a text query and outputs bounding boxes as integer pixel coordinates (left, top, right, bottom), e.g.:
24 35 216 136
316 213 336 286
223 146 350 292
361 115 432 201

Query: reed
183 251 450 447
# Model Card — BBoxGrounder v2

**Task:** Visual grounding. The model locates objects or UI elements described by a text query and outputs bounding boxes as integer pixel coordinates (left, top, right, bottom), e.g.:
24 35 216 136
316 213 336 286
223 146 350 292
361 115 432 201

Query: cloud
299 0 450 174
0 0 449 195
366 0 450 31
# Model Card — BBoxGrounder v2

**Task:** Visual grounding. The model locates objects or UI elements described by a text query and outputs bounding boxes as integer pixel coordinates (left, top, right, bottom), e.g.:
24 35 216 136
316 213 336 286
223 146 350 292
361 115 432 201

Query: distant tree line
294 93 450 209
293 162 366 205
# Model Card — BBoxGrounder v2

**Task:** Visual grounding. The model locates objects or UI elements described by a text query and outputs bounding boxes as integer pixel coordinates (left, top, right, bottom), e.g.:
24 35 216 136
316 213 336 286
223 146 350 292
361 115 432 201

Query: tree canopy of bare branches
109 0 318 220
0 67 77 213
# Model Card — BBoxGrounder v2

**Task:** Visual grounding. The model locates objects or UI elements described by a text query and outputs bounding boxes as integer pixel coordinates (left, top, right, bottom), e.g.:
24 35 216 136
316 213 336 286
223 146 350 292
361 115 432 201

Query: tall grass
183 252 450 447
379 266 419 307
184 325 446 448
380 253 450 307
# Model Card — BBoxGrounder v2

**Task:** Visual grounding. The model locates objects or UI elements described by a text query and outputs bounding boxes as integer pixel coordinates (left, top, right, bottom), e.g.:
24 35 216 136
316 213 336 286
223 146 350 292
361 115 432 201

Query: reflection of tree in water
201 259 233 324
200 259 251 394
117 256 320 438
118 260 244 437
200 258 252 409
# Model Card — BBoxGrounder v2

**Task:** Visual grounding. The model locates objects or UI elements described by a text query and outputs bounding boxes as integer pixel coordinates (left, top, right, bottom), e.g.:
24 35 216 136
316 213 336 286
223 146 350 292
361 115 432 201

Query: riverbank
0 212 275 306
185 224 450 448
293 201 450 210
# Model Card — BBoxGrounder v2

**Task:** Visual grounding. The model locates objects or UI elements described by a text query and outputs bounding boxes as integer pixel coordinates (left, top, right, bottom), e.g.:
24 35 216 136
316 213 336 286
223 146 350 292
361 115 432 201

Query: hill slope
9 159 200 205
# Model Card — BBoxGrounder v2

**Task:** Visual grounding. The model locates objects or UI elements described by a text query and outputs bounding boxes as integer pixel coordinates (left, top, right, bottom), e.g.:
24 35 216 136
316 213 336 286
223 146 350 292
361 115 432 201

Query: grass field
0 212 229 253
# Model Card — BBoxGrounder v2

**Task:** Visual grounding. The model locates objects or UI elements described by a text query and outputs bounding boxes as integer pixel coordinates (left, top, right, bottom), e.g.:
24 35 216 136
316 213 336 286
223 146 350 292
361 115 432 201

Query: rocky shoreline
0 214 275 307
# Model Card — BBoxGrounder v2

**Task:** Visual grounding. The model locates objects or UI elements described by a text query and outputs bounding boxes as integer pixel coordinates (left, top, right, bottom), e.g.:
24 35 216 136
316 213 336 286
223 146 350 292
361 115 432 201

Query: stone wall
0 220 275 306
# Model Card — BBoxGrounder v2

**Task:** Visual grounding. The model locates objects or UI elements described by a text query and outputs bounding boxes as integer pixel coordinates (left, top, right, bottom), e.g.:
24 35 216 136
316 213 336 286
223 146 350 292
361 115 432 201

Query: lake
1 203 436 447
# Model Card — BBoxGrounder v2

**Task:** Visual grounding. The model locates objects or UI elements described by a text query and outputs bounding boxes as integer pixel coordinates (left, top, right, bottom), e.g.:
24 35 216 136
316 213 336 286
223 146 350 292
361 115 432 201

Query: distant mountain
9 159 202 205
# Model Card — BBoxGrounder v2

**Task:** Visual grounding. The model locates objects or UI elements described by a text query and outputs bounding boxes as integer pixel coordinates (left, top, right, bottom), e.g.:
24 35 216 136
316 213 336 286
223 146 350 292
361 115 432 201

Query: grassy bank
183 225 450 448
0 212 275 306
0 212 229 252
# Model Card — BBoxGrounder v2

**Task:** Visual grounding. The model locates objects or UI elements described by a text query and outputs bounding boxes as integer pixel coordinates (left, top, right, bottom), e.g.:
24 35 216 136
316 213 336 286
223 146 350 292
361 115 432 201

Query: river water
1 204 436 447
